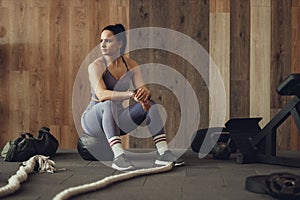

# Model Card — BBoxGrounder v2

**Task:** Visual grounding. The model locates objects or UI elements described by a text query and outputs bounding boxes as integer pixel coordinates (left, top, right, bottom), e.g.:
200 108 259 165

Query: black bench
226 73 300 167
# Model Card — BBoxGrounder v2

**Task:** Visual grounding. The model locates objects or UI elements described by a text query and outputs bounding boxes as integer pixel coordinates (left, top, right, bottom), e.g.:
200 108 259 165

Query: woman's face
100 30 122 56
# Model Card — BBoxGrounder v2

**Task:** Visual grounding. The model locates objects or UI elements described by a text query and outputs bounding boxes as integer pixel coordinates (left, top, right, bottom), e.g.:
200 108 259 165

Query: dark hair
102 24 126 55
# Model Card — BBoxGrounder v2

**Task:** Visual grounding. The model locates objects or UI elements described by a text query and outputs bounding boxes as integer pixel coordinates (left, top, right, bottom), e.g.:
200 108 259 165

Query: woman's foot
112 154 135 171
155 150 185 166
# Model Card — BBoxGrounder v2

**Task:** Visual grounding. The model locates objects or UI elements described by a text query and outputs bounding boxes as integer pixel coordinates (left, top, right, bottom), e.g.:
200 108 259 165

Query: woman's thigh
81 103 105 136
118 102 146 134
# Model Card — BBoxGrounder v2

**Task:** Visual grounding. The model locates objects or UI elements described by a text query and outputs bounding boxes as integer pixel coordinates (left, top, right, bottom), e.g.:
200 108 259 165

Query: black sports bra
102 56 133 91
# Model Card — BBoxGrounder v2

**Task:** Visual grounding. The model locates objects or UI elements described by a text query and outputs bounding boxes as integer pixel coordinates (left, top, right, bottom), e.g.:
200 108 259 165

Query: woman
81 24 184 171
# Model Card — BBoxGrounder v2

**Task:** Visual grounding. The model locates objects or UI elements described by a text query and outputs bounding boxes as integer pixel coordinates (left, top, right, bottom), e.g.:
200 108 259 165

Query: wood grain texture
129 0 209 148
291 1 300 73
0 0 129 149
0 6 10 145
250 0 271 127
210 0 230 13
271 0 292 150
271 0 291 109
1 0 300 151
290 0 300 150
230 0 250 118
209 10 230 122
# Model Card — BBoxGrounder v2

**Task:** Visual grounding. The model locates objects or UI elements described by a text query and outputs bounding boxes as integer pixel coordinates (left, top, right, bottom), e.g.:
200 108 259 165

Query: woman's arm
88 59 134 102
128 59 151 102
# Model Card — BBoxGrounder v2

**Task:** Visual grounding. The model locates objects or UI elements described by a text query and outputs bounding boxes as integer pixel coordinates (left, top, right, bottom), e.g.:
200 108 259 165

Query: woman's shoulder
91 57 105 66
122 56 138 70
88 57 106 73
89 57 105 68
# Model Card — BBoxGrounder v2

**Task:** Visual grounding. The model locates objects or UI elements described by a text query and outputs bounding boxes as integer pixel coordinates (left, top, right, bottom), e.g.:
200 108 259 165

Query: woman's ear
118 40 123 50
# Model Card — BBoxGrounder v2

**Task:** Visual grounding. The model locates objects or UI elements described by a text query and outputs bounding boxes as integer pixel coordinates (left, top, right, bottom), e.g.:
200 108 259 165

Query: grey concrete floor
1 149 300 200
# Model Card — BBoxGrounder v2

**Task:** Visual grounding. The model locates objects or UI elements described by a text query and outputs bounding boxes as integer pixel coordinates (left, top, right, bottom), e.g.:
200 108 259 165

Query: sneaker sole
155 160 173 166
112 163 135 171
174 161 185 166
155 160 185 166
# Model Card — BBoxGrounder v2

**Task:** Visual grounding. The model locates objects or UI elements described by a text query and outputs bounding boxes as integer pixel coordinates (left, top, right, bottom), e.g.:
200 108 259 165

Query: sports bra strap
121 56 129 71
102 56 129 71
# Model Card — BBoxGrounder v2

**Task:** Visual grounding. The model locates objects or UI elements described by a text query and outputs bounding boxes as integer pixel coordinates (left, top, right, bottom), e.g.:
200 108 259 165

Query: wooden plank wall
0 0 299 150
291 0 300 150
250 0 271 127
271 0 292 150
229 0 300 150
209 0 230 122
129 0 209 149
230 0 251 119
0 0 129 149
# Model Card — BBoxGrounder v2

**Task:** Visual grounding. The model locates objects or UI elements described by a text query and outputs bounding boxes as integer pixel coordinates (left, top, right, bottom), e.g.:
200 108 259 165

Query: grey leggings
81 100 164 140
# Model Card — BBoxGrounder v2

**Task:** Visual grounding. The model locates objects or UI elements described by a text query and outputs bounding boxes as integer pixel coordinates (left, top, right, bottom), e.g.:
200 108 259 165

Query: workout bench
225 73 300 167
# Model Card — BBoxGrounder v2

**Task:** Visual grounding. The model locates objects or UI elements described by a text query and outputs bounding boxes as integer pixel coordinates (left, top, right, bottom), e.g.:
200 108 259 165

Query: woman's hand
140 99 151 112
131 87 151 111
134 87 151 102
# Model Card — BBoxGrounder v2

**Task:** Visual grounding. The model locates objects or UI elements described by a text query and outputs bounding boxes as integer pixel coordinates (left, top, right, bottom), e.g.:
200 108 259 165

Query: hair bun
115 24 125 31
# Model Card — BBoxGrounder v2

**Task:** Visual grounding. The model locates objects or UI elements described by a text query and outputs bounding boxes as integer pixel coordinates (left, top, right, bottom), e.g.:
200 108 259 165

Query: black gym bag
1 127 59 162
246 172 300 200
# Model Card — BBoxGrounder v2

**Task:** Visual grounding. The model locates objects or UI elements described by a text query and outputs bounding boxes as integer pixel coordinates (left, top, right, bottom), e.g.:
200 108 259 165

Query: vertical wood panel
210 0 230 123
129 0 209 148
67 0 89 149
9 71 30 137
29 5 51 137
49 0 70 144
291 2 300 73
271 0 292 150
250 0 271 127
290 0 300 150
230 0 250 118
0 6 10 143
271 0 291 109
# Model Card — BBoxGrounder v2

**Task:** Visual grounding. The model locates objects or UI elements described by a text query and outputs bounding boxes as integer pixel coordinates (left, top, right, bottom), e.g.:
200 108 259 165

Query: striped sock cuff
153 134 167 144
108 136 122 147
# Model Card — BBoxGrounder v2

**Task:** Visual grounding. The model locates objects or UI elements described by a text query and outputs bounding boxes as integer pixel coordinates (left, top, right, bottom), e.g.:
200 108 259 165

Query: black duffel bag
1 127 59 162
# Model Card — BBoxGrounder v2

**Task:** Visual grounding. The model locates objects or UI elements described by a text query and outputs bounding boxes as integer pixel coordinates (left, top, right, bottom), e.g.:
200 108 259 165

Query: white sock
108 136 124 158
153 134 168 155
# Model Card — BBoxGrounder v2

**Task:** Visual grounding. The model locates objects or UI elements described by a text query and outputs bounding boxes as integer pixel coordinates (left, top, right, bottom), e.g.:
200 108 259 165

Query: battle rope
0 155 173 200
53 163 174 200
0 155 64 198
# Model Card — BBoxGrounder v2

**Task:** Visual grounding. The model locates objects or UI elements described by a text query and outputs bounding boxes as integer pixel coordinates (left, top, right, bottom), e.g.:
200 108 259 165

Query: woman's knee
149 99 157 107
94 100 117 112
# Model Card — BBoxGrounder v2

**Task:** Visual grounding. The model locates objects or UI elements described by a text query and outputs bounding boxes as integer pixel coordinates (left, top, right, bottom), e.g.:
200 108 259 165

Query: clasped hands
132 87 151 112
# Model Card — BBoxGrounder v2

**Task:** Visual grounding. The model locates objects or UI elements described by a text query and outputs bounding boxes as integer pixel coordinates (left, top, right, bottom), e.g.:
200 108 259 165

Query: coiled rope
0 155 62 198
0 155 173 200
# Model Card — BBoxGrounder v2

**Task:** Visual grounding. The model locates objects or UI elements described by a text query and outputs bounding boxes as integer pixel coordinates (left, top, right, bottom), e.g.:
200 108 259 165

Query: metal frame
226 96 300 168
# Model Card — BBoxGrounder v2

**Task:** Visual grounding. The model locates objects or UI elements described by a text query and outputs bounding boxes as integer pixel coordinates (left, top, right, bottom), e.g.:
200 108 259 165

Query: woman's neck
103 53 121 66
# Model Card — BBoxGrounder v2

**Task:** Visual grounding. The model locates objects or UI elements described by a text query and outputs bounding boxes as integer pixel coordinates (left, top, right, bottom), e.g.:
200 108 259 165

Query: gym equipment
245 172 300 200
191 127 237 160
211 142 232 160
53 163 173 200
226 73 300 167
0 155 63 198
77 132 114 161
